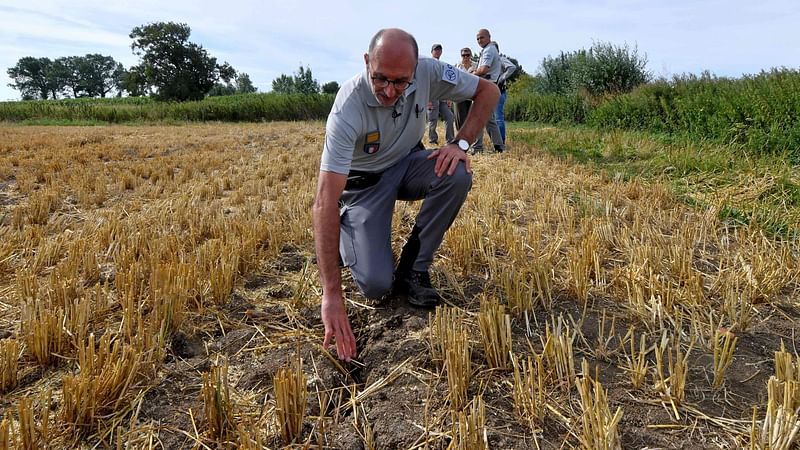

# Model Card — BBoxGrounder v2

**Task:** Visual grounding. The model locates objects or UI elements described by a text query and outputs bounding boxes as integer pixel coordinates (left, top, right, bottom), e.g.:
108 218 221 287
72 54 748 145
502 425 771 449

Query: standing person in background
427 43 455 146
470 28 505 153
492 41 517 144
454 47 476 132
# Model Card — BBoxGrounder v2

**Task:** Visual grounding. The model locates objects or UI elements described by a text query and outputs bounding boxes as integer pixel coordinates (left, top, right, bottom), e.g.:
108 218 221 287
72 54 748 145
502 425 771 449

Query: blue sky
1 0 798 101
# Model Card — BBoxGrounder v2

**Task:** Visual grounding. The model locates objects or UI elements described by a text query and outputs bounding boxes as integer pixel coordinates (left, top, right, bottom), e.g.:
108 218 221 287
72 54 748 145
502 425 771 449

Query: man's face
476 31 490 48
431 48 442 59
364 53 415 107
461 51 472 63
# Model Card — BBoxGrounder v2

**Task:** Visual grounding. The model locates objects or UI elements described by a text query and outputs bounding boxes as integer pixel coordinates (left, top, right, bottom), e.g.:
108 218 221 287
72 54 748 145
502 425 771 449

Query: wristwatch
450 138 470 151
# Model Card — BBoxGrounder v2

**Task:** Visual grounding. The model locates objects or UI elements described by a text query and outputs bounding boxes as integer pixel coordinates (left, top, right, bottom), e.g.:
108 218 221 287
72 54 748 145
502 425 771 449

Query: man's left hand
428 143 472 177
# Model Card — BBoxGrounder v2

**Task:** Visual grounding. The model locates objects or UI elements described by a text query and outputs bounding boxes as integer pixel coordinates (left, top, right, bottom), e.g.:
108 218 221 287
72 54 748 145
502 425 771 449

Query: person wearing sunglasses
314 28 500 362
454 47 476 134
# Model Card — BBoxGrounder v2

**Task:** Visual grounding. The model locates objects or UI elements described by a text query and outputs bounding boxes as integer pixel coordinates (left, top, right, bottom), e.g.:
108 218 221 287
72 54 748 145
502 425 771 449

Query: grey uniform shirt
321 57 480 175
478 44 502 83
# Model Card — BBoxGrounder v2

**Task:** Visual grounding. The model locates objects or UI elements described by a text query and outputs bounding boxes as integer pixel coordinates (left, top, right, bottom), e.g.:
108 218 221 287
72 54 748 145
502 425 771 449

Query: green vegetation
588 69 800 155
511 123 800 239
509 68 800 158
0 93 334 123
505 92 590 124
7 54 124 100
6 22 237 101
537 41 650 96
128 22 236 101
272 65 321 95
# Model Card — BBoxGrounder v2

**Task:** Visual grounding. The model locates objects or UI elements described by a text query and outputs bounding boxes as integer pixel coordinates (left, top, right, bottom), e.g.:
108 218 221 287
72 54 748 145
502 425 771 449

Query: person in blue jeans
495 83 508 143
491 41 517 143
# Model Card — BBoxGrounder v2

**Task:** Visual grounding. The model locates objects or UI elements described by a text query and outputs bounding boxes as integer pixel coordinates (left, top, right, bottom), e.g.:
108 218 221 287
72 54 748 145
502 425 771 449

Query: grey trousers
454 100 471 131
427 100 455 144
339 148 472 299
474 110 504 151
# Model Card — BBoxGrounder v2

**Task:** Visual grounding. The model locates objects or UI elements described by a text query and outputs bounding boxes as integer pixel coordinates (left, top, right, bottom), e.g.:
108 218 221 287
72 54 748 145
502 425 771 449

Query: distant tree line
6 22 256 101
7 55 124 100
271 65 339 95
7 21 342 102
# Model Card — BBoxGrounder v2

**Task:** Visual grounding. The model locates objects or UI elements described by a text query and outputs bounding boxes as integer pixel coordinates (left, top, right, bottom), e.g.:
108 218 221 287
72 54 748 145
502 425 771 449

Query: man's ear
363 53 369 66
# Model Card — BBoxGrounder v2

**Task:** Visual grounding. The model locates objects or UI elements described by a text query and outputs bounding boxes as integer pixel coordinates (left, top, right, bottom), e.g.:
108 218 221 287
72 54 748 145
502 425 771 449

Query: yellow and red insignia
364 131 380 154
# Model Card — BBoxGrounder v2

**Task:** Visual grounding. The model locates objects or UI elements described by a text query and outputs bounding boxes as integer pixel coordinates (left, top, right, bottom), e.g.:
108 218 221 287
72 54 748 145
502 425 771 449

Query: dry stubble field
0 122 798 449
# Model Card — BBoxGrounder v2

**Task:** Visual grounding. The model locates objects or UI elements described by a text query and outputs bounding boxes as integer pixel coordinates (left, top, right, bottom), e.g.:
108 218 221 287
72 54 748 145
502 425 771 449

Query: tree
80 54 125 97
118 66 148 97
293 66 319 94
271 65 319 94
271 73 295 94
235 73 257 93
538 42 650 96
207 82 237 97
321 81 339 94
54 54 124 98
56 56 83 98
7 57 56 99
207 73 257 96
129 22 236 101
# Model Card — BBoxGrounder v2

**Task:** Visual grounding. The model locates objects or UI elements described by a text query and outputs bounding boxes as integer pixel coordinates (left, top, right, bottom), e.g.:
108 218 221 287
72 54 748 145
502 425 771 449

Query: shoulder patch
366 131 380 143
442 64 458 85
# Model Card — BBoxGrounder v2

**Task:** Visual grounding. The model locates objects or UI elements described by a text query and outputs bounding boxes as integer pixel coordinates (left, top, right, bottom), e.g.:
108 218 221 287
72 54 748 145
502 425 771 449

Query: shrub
588 68 800 156
539 41 650 97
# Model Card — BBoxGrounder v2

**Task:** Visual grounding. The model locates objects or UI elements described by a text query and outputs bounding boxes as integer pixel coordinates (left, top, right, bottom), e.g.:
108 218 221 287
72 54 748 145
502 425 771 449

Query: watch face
458 139 469 150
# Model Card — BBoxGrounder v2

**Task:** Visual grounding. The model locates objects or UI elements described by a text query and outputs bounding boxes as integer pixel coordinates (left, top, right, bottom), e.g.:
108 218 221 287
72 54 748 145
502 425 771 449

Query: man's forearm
313 171 347 298
314 203 342 297
473 65 489 77
455 79 500 144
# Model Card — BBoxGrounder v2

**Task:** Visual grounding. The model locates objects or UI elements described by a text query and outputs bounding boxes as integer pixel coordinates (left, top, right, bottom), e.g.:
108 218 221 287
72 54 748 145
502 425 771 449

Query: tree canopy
129 22 235 101
208 72 258 97
321 81 340 95
7 55 124 100
538 42 650 96
271 65 320 94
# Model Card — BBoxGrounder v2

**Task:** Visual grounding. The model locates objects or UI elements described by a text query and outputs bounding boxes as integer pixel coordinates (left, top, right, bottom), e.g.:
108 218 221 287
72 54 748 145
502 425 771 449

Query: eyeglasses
461 53 471 57
371 75 413 90
369 65 413 91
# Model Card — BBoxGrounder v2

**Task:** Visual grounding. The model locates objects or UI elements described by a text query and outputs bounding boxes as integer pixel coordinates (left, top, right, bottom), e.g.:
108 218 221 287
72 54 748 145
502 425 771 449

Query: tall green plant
588 68 800 156
538 42 650 96
0 93 334 123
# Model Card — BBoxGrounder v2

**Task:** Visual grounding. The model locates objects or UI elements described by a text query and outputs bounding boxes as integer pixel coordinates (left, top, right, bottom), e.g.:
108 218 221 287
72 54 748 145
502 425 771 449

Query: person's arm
472 64 490 77
498 59 517 85
313 170 357 361
428 78 499 175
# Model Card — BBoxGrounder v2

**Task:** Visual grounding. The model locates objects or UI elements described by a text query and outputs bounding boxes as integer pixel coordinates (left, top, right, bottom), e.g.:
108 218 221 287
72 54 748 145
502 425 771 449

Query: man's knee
354 270 393 299
443 165 473 194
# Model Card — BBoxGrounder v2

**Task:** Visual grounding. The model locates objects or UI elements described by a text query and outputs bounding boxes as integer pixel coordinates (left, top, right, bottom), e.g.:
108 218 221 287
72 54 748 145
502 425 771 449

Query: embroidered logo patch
442 64 458 84
364 131 380 154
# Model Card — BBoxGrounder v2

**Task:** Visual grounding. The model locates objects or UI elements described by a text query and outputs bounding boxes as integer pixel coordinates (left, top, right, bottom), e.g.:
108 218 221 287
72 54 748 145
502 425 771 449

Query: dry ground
0 123 798 449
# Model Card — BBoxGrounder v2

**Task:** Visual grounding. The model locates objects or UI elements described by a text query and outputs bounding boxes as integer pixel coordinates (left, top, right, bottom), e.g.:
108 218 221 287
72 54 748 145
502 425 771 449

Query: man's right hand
321 292 357 362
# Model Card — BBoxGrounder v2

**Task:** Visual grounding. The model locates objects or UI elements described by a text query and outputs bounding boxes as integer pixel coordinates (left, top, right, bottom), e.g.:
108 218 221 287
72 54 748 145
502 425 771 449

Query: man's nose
382 84 397 98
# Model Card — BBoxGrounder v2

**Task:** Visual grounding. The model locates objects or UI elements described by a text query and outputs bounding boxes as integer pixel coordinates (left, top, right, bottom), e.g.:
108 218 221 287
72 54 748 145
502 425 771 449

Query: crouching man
314 28 500 361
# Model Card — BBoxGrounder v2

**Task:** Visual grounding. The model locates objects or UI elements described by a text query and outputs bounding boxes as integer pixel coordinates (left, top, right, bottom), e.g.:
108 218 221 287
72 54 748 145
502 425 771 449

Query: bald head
476 28 491 48
368 28 419 63
364 28 419 107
